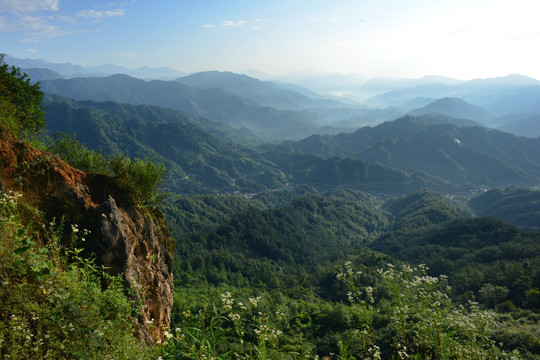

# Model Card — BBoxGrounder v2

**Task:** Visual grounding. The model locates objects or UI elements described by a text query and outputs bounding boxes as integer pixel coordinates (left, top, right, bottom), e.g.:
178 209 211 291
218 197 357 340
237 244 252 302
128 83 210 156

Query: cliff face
0 126 174 345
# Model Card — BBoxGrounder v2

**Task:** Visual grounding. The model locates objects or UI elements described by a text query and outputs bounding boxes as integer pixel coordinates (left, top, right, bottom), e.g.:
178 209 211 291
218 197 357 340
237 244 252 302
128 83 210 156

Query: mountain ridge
407 97 495 124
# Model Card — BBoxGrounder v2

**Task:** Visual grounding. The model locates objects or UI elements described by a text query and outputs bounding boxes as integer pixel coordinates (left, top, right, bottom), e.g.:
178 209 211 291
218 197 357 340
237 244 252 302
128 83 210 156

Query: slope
496 113 540 138
45 96 441 194
469 187 540 231
281 115 540 187
39 74 320 140
407 97 494 124
175 71 344 110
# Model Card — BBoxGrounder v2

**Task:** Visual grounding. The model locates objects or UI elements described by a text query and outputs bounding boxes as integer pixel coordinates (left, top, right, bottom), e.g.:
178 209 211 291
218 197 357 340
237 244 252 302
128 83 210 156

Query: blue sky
2 0 540 80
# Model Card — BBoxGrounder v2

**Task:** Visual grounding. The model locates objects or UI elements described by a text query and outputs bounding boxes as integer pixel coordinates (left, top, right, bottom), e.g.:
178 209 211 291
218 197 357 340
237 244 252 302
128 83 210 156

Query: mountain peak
467 74 540 87
408 97 494 123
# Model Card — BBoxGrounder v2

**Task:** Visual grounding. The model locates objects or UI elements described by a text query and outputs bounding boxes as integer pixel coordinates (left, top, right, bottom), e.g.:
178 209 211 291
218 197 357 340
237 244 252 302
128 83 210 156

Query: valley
1 55 540 359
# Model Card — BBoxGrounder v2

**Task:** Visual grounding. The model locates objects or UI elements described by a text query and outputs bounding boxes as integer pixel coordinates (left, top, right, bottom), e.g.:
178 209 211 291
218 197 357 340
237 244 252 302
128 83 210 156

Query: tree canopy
0 54 45 135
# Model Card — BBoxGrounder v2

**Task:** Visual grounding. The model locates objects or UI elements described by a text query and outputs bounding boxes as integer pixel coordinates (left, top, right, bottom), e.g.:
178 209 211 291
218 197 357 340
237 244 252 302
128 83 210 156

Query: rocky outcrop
0 126 174 345
95 195 174 344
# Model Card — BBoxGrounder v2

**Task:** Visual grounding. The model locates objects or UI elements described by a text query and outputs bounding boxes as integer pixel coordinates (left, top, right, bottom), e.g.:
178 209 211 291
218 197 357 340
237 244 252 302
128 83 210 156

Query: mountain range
38 72 409 140
44 93 540 196
5 54 187 79
5 54 538 191
369 74 540 117
7 53 538 139
46 95 447 195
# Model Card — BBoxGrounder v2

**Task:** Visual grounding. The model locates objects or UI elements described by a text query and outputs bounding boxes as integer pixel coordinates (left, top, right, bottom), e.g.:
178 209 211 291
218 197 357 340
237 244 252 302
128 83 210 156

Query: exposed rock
96 195 174 344
0 126 174 345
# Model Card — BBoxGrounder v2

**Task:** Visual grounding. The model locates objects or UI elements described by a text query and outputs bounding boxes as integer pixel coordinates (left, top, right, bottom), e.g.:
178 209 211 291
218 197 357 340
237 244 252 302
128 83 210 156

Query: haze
1 0 540 80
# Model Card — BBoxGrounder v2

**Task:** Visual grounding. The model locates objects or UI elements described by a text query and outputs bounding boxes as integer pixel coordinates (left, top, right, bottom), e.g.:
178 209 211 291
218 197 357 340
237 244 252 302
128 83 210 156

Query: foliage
170 192 390 290
158 263 525 359
0 189 149 359
383 189 472 232
372 216 540 311
0 54 45 136
109 155 168 206
161 290 291 359
49 132 167 205
165 188 540 358
336 262 509 359
49 132 110 173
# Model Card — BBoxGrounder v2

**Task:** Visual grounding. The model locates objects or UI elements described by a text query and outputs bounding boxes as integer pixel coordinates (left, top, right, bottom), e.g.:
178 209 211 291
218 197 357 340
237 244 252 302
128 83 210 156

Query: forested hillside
281 115 540 187
45 96 458 195
469 187 540 230
165 188 540 358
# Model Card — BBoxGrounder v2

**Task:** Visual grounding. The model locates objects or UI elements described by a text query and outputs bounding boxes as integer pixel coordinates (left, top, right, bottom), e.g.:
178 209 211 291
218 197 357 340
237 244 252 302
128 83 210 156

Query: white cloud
25 48 38 53
221 20 245 28
202 24 216 28
219 18 267 30
77 9 125 19
0 0 58 13
0 14 57 33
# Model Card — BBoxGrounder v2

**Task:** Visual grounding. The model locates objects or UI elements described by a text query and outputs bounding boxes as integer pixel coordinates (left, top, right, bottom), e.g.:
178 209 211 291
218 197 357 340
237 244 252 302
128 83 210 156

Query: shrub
49 132 110 173
109 155 168 206
335 262 522 359
49 133 168 206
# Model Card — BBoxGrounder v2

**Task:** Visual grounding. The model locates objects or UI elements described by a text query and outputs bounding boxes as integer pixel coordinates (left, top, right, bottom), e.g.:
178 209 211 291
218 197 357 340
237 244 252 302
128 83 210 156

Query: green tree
0 54 45 135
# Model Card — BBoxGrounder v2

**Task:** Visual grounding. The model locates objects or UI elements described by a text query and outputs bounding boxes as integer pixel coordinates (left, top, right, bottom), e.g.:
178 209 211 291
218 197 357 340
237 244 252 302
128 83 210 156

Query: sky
1 0 540 80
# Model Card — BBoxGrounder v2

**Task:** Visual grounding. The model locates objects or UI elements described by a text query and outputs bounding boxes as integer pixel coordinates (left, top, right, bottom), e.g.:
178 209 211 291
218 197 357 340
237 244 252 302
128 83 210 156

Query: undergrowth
0 188 150 359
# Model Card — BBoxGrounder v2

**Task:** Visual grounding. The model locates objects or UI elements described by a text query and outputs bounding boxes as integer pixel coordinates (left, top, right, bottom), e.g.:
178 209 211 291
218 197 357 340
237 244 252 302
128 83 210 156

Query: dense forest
1 56 540 359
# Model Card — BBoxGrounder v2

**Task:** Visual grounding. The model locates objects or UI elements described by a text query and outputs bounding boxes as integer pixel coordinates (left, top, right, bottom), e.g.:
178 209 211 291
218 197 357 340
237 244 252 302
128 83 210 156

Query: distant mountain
39 73 405 139
354 124 540 186
408 97 494 124
397 97 436 112
5 55 88 77
467 74 540 87
494 113 540 138
271 71 368 95
44 95 283 194
5 54 186 79
281 115 540 187
483 86 540 115
87 64 188 79
43 94 263 145
21 68 64 81
281 115 482 157
361 75 464 93
369 75 540 117
39 74 323 140
175 71 345 110
469 187 540 231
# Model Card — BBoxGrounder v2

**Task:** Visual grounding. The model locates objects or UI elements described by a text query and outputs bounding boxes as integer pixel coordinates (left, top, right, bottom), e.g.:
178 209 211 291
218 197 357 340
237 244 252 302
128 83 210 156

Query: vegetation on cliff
0 190 147 359
0 56 171 357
